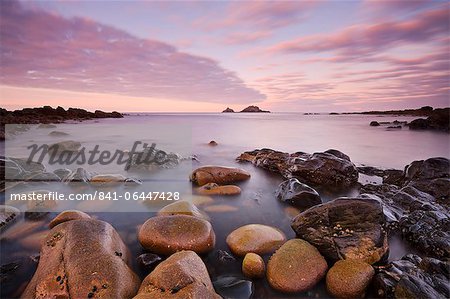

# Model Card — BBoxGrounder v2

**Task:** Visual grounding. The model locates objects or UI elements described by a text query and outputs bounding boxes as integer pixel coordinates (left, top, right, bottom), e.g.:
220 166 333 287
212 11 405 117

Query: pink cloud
269 4 449 60
194 1 319 31
222 31 272 45
0 1 265 104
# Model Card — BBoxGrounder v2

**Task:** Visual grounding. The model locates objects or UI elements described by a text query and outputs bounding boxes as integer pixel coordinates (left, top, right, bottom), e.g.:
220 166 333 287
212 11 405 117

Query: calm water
1 113 448 298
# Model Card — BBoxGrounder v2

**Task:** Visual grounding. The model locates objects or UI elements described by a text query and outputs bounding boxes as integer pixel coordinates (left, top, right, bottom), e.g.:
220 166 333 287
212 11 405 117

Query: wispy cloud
0 1 265 104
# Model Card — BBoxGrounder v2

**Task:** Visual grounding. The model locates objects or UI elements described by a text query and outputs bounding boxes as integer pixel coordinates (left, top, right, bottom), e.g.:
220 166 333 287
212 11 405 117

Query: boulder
372 254 449 298
326 260 374 298
138 215 215 255
226 224 286 256
291 197 388 264
190 166 250 186
266 239 327 293
242 253 265 279
275 178 321 209
133 251 220 299
222 107 235 113
237 149 358 189
157 201 208 220
370 121 380 126
49 140 81 152
21 219 140 298
49 131 69 136
195 183 241 196
404 157 449 182
208 140 218 146
62 168 94 183
49 210 91 229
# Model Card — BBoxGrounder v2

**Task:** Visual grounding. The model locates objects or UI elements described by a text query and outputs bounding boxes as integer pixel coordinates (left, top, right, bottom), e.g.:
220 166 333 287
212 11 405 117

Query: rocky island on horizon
222 105 270 113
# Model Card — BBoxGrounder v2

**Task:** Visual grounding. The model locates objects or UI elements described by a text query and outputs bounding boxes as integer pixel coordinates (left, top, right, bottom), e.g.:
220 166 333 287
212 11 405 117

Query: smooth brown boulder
267 239 328 293
138 215 215 255
242 253 265 279
21 219 140 298
157 201 208 220
196 183 241 196
190 166 250 186
133 251 220 299
49 210 91 229
226 224 286 256
326 260 375 298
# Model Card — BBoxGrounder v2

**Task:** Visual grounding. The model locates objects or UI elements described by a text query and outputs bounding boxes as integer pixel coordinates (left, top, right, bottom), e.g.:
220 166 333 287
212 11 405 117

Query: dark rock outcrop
275 178 321 209
408 108 449 132
240 106 270 113
237 148 358 189
372 254 449 298
291 197 389 264
222 107 235 113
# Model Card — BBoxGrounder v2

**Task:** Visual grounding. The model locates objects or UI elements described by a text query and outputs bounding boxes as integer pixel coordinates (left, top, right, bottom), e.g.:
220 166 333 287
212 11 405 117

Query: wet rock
408 107 450 131
62 168 94 183
404 157 449 182
370 121 380 126
326 260 374 298
383 169 405 186
387 125 402 129
237 148 358 189
138 215 215 255
208 140 218 146
1 156 46 180
217 250 236 263
157 201 208 220
136 253 162 271
53 168 71 180
25 190 58 220
21 219 140 298
242 253 265 279
213 276 254 299
372 254 449 298
25 171 61 182
291 197 388 264
196 183 241 196
275 178 321 209
399 210 449 258
125 146 182 170
134 251 220 299
90 174 126 184
49 210 91 229
190 166 250 186
49 140 81 152
226 224 286 256
48 131 69 136
0 205 20 231
324 149 351 161
409 178 450 203
0 261 21 284
267 239 327 293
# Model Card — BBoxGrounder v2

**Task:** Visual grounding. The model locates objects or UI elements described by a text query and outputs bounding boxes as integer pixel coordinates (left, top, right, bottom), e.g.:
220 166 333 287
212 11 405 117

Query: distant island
222 105 270 113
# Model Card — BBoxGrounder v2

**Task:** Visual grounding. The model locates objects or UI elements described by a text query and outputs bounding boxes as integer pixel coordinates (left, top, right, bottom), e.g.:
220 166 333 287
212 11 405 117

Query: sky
0 0 449 112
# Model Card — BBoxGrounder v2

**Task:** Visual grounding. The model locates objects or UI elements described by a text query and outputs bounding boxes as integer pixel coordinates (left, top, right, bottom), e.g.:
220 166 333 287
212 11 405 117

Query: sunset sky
0 0 448 112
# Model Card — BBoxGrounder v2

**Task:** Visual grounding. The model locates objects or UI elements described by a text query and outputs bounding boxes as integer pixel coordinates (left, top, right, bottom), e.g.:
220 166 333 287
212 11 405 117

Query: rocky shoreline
0 106 123 140
0 147 449 298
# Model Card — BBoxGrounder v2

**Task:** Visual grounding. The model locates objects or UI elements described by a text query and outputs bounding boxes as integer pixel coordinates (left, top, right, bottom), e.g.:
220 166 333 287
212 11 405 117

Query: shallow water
1 113 447 298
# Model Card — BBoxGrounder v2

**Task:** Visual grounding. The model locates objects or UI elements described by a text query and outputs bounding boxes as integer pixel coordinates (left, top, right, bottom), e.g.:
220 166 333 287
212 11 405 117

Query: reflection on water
1 113 447 298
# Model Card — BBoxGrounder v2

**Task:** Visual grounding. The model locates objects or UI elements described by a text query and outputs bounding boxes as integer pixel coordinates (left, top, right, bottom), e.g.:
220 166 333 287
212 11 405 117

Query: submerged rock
125 146 182 170
21 219 140 298
190 166 250 186
275 178 321 209
226 224 286 256
291 197 388 264
62 167 94 183
136 253 162 271
266 239 327 293
0 205 20 231
208 140 218 146
157 201 208 220
213 276 254 299
372 254 449 298
326 260 374 298
237 148 358 189
195 183 241 196
53 168 71 180
138 215 215 255
48 210 91 229
370 121 380 126
134 251 220 299
48 131 69 136
49 140 81 152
